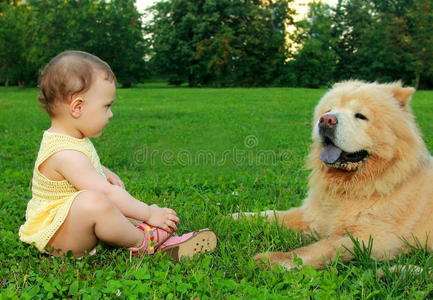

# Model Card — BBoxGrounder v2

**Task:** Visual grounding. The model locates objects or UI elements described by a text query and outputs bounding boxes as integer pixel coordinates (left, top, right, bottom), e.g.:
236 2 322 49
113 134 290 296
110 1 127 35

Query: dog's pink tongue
320 145 342 164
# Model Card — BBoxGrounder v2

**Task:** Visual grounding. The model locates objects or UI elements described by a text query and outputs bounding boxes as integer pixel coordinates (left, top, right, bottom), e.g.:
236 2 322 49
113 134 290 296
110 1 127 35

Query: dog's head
311 80 418 174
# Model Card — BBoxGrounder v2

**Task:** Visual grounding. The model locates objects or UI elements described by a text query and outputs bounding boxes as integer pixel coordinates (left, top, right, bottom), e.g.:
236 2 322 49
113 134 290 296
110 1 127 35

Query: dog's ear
392 86 416 107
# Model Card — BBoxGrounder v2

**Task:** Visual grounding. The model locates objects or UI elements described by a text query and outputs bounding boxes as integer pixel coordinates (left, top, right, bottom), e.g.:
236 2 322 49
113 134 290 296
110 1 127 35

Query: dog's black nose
319 114 338 129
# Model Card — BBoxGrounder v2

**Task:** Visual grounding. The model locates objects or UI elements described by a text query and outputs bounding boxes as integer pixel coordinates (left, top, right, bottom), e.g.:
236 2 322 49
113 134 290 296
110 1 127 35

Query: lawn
1 84 432 299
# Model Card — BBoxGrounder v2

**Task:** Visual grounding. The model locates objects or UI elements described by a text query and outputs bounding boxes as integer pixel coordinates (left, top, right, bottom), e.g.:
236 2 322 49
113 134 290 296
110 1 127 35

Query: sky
136 0 155 12
135 0 339 13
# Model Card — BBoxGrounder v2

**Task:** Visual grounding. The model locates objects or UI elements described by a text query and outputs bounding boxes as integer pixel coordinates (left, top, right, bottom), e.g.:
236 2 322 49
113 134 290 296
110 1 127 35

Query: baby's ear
390 84 415 107
70 97 84 118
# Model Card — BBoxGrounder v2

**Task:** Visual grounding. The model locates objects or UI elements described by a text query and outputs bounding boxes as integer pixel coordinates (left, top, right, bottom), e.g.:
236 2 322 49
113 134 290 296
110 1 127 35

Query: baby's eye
355 113 368 120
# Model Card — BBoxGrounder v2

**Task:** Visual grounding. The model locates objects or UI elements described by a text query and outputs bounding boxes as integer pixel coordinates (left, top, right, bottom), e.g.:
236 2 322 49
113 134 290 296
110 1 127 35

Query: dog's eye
355 113 368 120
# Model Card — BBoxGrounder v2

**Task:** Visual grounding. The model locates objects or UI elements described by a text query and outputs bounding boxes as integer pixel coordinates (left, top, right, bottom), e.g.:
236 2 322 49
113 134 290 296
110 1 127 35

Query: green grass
1 84 432 299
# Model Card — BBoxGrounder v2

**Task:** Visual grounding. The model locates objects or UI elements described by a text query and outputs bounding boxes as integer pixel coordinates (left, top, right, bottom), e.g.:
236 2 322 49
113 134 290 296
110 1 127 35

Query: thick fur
234 81 433 270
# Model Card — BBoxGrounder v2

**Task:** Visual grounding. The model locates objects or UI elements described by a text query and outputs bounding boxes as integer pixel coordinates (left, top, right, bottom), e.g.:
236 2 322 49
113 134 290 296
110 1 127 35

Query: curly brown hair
38 50 117 117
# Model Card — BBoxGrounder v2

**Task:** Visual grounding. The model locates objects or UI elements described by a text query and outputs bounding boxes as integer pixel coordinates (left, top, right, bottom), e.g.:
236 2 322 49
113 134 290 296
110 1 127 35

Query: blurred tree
0 2 33 86
0 0 148 87
287 2 337 88
148 0 291 87
302 0 433 88
99 0 149 87
331 0 376 81
372 0 433 88
331 0 415 84
1 0 432 88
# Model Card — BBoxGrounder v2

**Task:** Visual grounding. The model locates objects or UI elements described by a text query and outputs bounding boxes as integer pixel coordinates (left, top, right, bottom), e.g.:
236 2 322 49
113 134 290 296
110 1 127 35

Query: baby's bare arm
101 166 125 188
50 150 179 231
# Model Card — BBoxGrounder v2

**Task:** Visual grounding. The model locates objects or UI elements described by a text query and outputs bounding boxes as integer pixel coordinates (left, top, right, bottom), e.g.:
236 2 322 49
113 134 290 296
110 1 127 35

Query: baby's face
78 72 116 137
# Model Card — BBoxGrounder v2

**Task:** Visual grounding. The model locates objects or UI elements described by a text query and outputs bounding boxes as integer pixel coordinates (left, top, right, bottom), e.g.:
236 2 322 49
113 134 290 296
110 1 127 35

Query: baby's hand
103 167 125 189
147 205 179 232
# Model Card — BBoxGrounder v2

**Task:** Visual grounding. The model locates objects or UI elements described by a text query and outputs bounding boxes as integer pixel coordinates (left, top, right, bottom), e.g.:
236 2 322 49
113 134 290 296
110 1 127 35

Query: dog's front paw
253 252 297 271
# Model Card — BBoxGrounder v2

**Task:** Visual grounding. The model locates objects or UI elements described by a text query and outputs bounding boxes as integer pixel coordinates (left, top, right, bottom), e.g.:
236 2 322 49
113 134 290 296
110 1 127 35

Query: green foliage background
288 0 433 89
0 0 147 87
1 0 433 88
148 0 291 87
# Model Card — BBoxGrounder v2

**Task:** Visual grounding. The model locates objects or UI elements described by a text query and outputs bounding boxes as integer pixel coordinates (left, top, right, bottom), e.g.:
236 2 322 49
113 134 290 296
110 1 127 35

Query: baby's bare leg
47 190 144 257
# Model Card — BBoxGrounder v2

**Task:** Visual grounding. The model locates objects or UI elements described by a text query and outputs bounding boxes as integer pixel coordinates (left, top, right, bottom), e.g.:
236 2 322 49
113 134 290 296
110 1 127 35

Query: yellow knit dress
19 131 106 252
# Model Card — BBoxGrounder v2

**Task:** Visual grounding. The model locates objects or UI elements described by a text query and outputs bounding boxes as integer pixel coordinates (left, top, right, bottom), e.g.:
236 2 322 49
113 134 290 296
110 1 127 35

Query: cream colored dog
234 81 433 270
